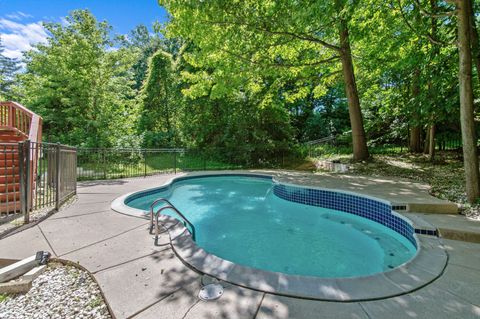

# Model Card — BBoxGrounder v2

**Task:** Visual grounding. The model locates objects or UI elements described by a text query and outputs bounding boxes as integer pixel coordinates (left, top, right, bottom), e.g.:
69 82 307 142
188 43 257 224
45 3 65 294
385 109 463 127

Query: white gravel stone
0 263 111 319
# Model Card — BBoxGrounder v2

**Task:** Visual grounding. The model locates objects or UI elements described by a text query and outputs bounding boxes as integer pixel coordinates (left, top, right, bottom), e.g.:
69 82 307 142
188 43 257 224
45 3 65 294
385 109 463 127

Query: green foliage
177 82 295 164
7 2 479 173
158 0 350 159
160 0 343 103
352 0 460 144
301 85 350 141
19 10 139 147
117 24 166 91
139 50 181 147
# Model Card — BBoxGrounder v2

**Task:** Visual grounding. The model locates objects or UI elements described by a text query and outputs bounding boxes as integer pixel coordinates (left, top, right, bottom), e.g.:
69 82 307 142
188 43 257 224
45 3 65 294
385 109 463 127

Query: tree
457 0 480 203
140 49 183 147
335 0 369 159
353 0 465 160
19 10 138 147
159 0 370 160
0 37 20 100
119 24 163 91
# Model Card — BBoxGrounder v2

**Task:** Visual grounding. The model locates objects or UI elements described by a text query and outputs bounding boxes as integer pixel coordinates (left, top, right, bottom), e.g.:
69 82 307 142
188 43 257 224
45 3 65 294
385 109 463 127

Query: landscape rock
0 263 111 319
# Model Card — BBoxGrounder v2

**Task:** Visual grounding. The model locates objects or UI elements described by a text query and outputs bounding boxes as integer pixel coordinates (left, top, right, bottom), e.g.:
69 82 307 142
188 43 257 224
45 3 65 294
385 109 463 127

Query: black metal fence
0 141 77 223
76 147 293 180
305 133 466 158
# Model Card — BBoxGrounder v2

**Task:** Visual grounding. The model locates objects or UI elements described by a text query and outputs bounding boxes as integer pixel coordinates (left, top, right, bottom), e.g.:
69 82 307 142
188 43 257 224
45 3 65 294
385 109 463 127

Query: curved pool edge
110 172 448 301
166 215 447 301
111 172 274 219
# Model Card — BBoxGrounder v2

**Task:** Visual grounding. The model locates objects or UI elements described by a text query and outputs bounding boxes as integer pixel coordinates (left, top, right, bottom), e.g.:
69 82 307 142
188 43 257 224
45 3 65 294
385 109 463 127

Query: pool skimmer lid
199 283 224 301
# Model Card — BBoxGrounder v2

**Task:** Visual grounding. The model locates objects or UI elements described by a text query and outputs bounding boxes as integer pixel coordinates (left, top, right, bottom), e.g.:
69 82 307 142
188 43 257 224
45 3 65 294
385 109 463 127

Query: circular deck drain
199 283 224 301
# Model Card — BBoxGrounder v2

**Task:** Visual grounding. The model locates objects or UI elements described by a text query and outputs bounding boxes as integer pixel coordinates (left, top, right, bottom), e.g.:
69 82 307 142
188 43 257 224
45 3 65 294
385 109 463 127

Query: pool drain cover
199 283 224 301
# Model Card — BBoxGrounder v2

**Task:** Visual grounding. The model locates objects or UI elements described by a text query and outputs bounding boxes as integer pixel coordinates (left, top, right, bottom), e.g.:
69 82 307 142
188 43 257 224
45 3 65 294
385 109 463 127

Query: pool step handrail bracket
150 197 196 245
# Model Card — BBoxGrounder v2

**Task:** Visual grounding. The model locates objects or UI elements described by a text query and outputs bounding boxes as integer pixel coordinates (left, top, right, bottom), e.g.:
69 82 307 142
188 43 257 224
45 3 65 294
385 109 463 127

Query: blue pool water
127 176 416 278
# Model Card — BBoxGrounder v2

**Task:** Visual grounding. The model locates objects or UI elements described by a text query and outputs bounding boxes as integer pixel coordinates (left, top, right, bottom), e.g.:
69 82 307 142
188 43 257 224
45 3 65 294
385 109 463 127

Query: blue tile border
273 183 417 248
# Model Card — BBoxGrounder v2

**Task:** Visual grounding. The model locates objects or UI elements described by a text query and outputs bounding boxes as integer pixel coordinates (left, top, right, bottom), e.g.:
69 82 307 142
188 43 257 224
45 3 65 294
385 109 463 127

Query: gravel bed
0 262 111 319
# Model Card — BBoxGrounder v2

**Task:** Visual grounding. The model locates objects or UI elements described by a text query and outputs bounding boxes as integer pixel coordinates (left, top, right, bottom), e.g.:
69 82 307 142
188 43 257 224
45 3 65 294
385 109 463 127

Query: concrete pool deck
1 171 480 318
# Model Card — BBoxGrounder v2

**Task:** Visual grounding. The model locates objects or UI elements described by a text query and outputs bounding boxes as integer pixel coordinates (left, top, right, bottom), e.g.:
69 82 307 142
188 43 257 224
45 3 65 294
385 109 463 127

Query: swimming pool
125 175 416 278
112 172 448 300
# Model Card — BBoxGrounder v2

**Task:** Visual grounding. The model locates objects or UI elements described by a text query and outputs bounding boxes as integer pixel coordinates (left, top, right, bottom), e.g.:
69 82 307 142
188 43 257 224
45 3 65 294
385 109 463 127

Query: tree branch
219 48 340 68
200 19 341 52
413 0 456 17
396 0 455 46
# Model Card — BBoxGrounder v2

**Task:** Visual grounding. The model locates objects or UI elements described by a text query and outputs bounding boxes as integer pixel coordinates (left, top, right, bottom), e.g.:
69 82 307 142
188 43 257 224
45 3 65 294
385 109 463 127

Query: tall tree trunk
468 0 480 82
410 68 422 153
428 124 435 161
336 4 369 160
458 0 480 203
427 0 438 161
410 126 422 152
424 127 430 154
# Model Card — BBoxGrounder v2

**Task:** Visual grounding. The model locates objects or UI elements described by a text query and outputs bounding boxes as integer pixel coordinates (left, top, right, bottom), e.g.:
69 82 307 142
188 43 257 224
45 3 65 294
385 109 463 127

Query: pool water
127 176 416 278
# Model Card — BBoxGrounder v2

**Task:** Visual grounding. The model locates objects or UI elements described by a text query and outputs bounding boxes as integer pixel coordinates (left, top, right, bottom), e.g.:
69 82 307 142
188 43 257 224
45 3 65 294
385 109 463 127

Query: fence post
55 143 60 211
18 142 28 223
24 141 31 219
74 148 77 195
174 151 177 174
102 149 107 180
144 150 147 178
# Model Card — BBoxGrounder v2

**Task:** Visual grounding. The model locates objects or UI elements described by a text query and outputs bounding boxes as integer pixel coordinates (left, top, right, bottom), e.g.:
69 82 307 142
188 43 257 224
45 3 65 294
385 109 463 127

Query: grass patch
88 297 102 308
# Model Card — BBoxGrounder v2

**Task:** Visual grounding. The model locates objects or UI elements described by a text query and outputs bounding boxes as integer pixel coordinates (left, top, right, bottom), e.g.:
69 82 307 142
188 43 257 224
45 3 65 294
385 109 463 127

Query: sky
0 0 168 59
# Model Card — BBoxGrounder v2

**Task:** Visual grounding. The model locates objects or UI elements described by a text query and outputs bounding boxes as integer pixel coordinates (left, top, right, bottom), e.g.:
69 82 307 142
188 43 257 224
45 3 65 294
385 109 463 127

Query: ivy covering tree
140 49 182 147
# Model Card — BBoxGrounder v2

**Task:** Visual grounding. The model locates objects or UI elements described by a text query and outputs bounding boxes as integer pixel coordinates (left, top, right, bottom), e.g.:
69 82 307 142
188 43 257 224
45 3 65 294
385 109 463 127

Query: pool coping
110 171 448 301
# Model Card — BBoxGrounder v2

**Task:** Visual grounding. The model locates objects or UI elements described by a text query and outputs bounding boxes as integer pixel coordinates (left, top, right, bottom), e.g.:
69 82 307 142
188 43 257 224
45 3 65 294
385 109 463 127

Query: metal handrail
150 198 196 245
149 198 175 233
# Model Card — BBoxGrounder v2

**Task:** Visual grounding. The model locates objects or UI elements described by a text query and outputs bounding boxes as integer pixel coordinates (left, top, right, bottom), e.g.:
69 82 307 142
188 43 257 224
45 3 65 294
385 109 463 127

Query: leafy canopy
19 10 138 147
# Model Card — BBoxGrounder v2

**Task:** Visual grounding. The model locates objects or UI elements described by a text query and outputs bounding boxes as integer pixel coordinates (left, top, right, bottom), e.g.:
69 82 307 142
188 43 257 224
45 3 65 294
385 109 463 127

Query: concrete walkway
268 170 458 213
1 172 480 319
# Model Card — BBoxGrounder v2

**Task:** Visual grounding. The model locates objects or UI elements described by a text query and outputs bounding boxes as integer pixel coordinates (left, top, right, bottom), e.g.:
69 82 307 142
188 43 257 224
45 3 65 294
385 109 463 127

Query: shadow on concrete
79 179 129 187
